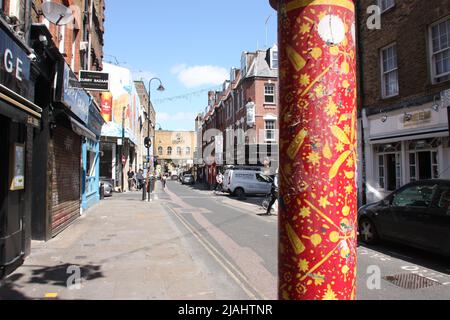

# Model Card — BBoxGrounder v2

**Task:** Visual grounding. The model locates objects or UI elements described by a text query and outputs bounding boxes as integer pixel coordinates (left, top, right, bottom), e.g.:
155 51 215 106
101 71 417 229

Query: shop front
363 102 450 204
0 21 39 278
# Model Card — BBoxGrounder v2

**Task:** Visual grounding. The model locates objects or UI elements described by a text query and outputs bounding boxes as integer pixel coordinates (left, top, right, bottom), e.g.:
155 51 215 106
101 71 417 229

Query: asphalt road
162 181 450 300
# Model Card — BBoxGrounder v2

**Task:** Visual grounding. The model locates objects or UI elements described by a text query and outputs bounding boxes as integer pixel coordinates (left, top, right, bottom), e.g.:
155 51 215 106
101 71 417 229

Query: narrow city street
0 180 449 300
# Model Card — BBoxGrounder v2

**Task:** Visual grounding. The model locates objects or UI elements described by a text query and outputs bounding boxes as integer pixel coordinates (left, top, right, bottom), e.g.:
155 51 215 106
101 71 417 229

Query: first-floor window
167 147 172 156
158 147 163 156
177 147 182 156
186 147 191 155
264 84 275 104
430 17 450 84
265 120 276 141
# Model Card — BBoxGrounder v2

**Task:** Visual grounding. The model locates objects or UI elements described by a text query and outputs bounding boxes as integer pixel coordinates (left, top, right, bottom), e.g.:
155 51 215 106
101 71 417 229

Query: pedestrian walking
266 170 279 216
127 168 135 191
136 169 144 190
162 174 167 189
215 171 224 194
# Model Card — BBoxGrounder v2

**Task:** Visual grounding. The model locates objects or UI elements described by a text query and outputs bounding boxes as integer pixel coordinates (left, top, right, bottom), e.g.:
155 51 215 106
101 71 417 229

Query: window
167 147 172 156
186 147 191 155
158 147 163 156
265 84 276 104
177 147 182 156
379 0 395 12
430 17 450 84
392 185 436 208
265 120 276 141
271 50 279 69
381 44 399 98
375 143 401 191
408 139 441 181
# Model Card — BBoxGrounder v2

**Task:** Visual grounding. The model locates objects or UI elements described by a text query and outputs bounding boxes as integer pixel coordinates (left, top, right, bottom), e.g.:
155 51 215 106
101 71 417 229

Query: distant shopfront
0 21 39 278
363 101 450 204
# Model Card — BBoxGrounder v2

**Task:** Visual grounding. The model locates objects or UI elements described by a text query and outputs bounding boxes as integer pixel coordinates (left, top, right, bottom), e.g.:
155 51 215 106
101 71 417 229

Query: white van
224 169 272 198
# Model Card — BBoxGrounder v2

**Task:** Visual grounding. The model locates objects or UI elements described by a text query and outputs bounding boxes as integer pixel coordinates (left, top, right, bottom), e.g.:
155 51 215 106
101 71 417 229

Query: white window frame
378 0 395 13
380 43 399 99
377 152 402 191
264 119 276 142
429 16 450 84
264 83 276 104
271 48 279 69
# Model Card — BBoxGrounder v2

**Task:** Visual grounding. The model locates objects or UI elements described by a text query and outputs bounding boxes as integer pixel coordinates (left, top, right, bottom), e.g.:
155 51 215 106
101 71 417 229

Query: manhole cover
384 274 441 290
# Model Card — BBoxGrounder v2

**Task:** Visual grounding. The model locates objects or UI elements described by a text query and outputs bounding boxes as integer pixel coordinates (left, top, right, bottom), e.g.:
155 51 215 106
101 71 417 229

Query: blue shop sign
56 62 90 125
88 102 105 138
0 23 33 100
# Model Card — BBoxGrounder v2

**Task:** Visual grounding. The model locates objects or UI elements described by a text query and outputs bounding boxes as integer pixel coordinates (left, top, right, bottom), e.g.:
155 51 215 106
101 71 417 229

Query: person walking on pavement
127 168 135 191
162 174 167 189
136 169 144 190
215 171 224 194
266 170 279 216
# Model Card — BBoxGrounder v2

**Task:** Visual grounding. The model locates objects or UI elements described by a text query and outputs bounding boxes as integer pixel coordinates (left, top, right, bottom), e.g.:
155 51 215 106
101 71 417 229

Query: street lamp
146 78 165 202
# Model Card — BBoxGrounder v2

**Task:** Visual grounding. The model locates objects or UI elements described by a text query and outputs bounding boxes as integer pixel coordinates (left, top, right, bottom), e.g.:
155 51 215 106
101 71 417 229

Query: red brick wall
358 0 450 111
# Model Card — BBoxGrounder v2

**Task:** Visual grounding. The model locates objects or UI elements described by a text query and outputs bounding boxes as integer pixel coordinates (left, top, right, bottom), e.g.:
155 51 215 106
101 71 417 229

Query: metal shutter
51 125 81 237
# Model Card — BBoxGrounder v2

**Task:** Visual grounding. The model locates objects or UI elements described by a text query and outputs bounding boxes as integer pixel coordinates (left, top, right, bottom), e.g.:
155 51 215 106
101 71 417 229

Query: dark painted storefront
0 21 39 278
30 26 104 242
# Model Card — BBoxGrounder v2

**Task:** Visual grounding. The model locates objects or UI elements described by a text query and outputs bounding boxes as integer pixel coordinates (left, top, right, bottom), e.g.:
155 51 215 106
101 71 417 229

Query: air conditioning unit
80 41 89 51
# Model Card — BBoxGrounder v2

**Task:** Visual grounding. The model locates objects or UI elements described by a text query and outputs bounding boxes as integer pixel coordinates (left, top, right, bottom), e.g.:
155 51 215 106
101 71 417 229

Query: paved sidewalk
0 186 217 300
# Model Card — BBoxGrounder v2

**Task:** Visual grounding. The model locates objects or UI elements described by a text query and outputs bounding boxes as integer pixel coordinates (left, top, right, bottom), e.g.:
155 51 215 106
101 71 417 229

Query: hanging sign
79 70 110 91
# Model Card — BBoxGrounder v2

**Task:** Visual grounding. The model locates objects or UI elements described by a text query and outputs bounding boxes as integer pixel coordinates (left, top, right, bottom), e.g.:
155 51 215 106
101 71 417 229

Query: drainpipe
270 0 358 300
87 0 94 71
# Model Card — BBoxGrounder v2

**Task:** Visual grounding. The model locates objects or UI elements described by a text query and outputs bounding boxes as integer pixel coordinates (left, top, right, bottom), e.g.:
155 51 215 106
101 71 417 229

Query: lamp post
146 78 165 202
270 0 358 300
121 106 126 193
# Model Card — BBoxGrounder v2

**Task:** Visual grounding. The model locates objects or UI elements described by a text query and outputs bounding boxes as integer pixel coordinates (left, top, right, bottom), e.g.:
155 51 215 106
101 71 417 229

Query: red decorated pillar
270 0 358 300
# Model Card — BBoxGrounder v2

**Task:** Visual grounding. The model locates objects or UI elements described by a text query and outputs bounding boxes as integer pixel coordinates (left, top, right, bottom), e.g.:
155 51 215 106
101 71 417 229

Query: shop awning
0 84 41 127
71 117 97 141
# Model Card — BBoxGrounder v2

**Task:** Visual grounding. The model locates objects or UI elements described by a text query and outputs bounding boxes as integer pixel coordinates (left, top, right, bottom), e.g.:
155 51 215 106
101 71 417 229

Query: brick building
358 0 450 203
134 80 156 172
200 45 279 186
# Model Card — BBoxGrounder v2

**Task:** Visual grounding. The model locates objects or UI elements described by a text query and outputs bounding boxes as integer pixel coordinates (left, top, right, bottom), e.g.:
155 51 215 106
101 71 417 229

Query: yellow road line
164 204 268 300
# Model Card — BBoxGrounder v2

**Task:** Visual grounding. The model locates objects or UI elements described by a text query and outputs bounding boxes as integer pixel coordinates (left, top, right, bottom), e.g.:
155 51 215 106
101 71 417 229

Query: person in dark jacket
266 171 279 216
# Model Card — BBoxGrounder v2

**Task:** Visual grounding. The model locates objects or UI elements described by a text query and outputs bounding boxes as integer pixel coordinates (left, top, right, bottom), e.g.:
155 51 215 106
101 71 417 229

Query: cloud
171 64 228 88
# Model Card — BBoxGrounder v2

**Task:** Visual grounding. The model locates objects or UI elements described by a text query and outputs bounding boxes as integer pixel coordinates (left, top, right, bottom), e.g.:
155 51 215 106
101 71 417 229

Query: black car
182 174 195 185
358 180 450 257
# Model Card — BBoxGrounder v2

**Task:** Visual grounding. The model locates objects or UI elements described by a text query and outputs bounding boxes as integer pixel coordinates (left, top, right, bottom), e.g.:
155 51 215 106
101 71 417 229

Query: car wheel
234 188 246 200
359 218 379 245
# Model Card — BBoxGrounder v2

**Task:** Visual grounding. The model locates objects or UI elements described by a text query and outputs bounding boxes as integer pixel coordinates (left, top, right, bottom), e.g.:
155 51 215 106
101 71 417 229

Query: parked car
182 174 195 185
100 178 113 198
223 169 272 199
358 180 450 257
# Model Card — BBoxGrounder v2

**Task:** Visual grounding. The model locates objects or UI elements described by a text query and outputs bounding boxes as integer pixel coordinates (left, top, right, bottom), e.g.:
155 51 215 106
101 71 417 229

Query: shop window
86 151 96 177
408 139 441 181
376 143 401 191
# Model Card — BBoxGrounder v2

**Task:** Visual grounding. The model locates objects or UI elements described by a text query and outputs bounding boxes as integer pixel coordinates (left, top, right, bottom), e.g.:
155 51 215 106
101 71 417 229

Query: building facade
100 63 142 192
358 0 450 204
199 45 279 186
1 0 106 278
155 130 196 174
134 80 156 174
30 0 106 240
